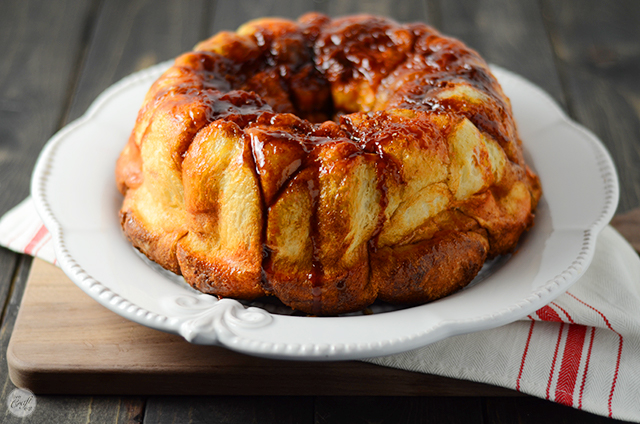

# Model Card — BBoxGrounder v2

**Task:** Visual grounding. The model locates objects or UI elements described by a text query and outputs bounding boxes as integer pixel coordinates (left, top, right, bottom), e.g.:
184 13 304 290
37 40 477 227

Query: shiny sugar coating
116 13 541 315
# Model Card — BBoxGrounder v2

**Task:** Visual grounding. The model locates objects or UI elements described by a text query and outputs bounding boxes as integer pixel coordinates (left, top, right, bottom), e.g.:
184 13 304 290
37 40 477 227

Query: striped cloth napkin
1 198 639 422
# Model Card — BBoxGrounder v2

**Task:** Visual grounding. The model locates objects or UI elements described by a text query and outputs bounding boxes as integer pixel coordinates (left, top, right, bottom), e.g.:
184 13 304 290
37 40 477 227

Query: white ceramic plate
31 62 618 360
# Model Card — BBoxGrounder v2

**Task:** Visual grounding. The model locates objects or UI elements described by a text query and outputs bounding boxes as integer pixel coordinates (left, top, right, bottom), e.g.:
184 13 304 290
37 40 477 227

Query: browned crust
373 230 489 304
115 134 142 196
116 13 541 315
266 257 378 316
459 183 536 258
176 244 265 299
119 209 184 275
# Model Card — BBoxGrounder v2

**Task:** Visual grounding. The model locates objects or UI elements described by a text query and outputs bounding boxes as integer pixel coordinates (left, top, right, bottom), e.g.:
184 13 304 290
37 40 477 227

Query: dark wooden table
1 0 639 422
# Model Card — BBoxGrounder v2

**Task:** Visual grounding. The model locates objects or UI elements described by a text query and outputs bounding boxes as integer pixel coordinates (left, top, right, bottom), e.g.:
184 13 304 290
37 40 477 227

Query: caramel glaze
117 12 542 315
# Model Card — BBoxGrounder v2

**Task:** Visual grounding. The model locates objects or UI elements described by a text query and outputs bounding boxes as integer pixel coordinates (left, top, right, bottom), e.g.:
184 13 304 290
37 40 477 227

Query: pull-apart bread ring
116 13 542 315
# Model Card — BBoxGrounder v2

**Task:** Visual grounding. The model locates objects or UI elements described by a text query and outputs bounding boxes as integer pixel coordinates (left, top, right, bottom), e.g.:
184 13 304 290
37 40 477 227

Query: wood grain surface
0 0 638 422
7 259 521 397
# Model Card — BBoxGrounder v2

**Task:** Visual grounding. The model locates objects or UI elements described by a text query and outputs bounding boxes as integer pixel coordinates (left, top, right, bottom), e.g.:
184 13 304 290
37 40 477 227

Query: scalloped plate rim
30 62 619 360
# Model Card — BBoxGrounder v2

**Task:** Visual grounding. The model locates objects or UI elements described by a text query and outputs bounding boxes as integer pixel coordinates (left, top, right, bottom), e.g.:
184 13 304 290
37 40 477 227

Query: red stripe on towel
578 326 596 410
555 324 587 406
516 318 536 392
567 292 623 418
552 302 576 324
546 322 565 400
24 225 48 256
32 231 51 257
537 305 563 322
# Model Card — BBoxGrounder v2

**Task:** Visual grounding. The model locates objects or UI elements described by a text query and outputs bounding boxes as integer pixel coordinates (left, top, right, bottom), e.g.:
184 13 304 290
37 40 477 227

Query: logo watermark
7 388 36 417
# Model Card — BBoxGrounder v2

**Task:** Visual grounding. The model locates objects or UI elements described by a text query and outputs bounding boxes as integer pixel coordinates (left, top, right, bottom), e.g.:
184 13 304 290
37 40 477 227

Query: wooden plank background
0 0 638 422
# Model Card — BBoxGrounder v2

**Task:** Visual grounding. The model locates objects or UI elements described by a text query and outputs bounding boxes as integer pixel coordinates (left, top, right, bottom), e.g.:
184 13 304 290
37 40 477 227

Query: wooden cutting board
8 209 639 396
6 258 516 396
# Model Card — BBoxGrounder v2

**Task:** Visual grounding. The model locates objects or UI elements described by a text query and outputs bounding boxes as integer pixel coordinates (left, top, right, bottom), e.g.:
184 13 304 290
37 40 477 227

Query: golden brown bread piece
116 13 542 315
